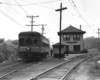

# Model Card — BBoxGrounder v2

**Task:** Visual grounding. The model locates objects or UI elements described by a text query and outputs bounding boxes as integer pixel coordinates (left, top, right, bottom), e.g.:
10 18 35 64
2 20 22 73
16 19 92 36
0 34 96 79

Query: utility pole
26 15 39 32
97 28 100 52
55 3 67 59
40 24 47 36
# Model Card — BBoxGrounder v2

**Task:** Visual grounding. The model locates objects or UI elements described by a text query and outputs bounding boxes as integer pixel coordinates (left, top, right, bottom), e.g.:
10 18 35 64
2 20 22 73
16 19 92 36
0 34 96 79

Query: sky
0 0 100 44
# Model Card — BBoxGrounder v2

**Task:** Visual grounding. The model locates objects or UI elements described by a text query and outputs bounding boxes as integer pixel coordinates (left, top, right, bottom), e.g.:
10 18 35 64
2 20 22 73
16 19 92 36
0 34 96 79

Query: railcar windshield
26 38 32 45
19 38 24 46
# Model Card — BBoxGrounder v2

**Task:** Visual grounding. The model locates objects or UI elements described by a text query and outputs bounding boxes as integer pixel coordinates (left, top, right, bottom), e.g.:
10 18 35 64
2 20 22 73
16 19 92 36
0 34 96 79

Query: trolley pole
55 3 67 59
26 15 39 32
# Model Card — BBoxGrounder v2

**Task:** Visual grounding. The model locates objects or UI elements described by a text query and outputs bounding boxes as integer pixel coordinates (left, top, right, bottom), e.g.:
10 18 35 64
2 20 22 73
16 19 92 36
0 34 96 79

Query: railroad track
0 60 22 68
30 54 96 80
0 60 23 70
0 61 35 80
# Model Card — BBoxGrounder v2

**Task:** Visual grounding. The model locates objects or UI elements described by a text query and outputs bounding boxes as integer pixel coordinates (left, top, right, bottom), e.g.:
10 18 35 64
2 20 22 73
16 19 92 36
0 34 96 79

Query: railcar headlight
27 47 30 51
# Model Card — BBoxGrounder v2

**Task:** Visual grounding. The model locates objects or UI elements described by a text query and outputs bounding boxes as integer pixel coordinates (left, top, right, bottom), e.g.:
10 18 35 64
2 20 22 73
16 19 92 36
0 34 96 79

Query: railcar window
43 42 49 47
19 38 24 46
26 38 32 45
33 39 38 44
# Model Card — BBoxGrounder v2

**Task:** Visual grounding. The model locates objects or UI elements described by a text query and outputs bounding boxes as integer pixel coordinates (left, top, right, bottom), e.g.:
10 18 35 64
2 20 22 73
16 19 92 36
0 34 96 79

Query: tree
0 38 4 44
12 40 18 45
0 40 19 62
84 36 98 49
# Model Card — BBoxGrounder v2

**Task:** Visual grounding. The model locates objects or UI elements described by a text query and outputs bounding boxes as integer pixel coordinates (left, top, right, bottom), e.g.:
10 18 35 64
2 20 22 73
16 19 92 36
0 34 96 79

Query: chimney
80 25 82 30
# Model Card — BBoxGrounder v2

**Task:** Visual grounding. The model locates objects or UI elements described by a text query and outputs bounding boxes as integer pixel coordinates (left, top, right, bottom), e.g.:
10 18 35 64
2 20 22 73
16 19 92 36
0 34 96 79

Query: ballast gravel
67 54 100 80
1 57 66 80
1 54 83 80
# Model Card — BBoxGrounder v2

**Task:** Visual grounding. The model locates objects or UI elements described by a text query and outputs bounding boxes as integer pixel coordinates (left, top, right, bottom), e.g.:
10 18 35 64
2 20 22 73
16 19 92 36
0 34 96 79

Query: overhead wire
3 0 28 22
15 0 28 15
0 0 62 10
0 1 54 9
20 0 62 6
68 0 95 31
70 0 91 25
32 4 56 9
0 0 61 6
20 0 62 10
0 0 60 32
0 9 27 30
24 0 60 7
68 0 88 24
22 0 62 10
0 2 18 6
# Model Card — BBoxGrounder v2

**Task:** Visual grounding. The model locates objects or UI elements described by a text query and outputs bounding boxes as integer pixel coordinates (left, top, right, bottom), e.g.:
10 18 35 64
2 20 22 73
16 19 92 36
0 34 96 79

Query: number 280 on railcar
18 31 50 61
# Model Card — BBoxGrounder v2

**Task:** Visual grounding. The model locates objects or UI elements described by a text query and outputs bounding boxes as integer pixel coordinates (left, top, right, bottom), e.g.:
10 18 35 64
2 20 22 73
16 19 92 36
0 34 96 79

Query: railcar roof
19 31 41 36
18 31 49 41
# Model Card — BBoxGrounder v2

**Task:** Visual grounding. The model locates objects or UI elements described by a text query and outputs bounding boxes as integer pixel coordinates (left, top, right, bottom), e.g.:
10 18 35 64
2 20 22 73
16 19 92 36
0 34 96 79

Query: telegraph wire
21 0 62 6
37 0 57 7
0 0 63 10
21 0 57 9
20 0 59 10
15 0 28 15
0 1 56 9
0 0 62 10
0 2 19 6
0 9 27 30
26 0 60 7
3 0 28 22
0 0 62 6
33 4 56 9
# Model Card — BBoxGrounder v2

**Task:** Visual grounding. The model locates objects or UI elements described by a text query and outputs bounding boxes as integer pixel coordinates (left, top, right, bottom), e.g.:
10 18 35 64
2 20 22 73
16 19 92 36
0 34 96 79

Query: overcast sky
0 0 100 44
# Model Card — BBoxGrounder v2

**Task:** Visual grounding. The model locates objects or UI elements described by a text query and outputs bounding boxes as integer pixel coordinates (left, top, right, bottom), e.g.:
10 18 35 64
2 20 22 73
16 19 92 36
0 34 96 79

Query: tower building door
74 45 80 51
65 45 69 55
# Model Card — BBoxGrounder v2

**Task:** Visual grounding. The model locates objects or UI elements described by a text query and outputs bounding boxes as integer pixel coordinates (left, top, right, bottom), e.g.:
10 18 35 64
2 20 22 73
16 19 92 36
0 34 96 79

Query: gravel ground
1 54 83 80
2 57 66 80
67 53 100 80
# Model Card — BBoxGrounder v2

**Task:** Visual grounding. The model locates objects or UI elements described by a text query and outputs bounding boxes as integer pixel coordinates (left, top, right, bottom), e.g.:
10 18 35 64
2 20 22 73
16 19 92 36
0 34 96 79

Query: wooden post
55 3 67 59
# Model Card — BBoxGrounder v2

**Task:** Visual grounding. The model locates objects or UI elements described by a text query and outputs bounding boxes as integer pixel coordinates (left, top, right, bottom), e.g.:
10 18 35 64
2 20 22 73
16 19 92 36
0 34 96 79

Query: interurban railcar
18 31 50 61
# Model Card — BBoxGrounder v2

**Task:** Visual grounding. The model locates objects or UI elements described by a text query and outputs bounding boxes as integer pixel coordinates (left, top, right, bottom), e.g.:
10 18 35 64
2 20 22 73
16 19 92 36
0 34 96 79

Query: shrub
81 49 88 53
0 42 18 62
0 51 5 63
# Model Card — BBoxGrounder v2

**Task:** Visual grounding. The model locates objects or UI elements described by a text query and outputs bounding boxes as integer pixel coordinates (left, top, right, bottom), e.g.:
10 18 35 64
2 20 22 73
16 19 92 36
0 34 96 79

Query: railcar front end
18 31 50 61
